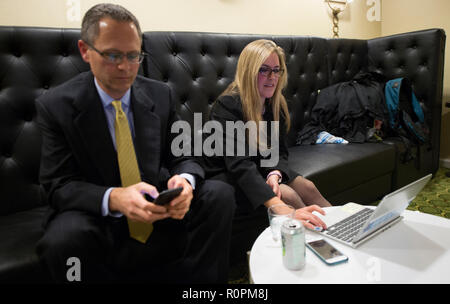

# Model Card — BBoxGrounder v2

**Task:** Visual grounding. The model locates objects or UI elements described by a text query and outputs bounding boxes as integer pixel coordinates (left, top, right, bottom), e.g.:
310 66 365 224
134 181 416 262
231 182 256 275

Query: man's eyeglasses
258 66 284 77
84 41 146 64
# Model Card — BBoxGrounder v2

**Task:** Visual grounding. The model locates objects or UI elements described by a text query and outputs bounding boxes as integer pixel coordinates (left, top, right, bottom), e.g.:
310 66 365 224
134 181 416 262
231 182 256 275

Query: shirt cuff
102 187 123 217
179 173 196 190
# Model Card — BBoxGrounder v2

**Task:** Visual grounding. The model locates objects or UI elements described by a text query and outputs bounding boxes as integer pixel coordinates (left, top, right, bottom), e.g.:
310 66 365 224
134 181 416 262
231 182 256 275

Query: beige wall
382 0 450 162
0 0 380 38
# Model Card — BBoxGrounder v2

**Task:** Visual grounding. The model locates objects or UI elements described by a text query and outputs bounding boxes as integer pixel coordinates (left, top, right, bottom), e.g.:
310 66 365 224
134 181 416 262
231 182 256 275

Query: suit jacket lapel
131 79 162 186
73 73 120 185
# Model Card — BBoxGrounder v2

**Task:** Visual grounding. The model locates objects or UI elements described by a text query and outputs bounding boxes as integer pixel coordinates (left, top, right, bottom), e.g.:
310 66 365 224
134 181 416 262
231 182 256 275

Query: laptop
312 174 432 248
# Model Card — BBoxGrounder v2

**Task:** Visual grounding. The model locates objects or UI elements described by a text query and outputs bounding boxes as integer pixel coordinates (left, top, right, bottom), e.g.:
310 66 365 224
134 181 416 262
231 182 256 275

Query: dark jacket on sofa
297 72 388 144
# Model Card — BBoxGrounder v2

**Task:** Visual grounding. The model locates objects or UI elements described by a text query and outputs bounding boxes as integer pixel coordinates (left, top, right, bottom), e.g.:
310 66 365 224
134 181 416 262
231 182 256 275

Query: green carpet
407 168 450 218
227 167 450 284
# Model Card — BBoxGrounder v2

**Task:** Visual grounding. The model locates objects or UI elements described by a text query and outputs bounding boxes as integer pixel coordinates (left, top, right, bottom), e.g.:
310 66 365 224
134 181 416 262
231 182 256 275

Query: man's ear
78 40 90 63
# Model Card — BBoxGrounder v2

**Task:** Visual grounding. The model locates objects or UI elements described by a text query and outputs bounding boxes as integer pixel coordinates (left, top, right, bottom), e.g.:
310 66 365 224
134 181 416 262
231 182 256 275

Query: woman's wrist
266 170 282 184
263 196 284 208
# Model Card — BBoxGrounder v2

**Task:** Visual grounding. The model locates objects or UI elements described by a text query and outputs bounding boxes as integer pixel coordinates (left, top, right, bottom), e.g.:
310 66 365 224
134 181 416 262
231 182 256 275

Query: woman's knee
291 176 316 192
290 176 331 207
280 184 305 209
304 179 318 193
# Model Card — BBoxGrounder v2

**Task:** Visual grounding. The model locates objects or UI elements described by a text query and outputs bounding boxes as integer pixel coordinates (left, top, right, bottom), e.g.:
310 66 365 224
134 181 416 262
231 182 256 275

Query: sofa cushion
288 143 396 204
0 205 49 281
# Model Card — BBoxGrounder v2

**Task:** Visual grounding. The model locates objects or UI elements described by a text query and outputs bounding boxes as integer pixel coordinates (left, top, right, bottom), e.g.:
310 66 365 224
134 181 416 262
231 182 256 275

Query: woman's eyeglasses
258 66 284 77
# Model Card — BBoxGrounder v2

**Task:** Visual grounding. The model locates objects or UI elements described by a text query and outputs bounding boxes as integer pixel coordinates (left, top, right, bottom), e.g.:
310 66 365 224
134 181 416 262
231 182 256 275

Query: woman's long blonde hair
221 39 290 131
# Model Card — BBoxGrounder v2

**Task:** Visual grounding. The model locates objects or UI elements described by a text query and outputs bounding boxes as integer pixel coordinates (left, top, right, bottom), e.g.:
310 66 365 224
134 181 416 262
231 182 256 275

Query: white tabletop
249 207 450 284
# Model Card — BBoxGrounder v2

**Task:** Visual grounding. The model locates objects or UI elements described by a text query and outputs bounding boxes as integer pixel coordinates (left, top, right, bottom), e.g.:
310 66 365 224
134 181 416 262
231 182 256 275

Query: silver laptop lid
352 174 432 243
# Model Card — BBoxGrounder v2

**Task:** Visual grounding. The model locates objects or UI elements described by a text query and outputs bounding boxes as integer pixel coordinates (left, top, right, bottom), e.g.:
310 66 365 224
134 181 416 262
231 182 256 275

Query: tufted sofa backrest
142 32 333 145
0 26 89 215
327 39 368 84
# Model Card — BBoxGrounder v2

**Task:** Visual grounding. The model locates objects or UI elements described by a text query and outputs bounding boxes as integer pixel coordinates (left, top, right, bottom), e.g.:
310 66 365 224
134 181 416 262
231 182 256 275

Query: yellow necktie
112 100 153 243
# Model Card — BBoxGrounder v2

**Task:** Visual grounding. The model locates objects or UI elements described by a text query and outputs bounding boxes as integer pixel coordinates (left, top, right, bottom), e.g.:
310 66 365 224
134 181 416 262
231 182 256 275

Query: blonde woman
204 39 331 230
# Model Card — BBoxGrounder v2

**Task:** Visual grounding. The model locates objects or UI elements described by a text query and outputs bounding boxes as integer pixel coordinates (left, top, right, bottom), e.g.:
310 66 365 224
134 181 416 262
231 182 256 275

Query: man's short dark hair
81 3 142 45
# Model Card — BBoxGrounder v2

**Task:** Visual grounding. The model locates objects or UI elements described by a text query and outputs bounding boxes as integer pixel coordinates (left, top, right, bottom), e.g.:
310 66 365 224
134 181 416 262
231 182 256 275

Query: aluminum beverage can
281 219 305 270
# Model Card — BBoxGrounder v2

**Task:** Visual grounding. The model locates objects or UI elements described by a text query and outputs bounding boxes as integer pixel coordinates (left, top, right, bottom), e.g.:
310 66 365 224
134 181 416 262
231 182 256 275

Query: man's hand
166 175 194 220
109 182 170 224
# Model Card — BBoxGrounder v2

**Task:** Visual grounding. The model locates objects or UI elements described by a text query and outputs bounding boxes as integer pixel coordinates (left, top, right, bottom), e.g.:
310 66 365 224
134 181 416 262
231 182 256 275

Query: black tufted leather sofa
0 26 445 282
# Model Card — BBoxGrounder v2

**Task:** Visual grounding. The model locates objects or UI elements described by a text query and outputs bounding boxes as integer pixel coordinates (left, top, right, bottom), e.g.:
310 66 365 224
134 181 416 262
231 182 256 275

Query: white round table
249 207 450 284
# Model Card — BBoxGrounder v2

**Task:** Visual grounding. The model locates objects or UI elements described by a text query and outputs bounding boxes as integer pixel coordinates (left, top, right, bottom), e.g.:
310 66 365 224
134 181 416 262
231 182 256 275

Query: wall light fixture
326 0 353 38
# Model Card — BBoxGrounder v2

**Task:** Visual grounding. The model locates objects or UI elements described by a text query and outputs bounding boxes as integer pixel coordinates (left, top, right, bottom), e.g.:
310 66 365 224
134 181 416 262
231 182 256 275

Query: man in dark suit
35 3 235 283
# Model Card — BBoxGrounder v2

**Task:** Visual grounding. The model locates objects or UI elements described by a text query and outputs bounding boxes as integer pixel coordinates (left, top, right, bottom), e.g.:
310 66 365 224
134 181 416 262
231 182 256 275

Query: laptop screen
354 174 431 242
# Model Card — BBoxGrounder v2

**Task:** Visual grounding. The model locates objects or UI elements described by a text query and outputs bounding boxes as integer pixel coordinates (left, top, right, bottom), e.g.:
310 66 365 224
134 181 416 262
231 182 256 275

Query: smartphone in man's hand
152 187 183 206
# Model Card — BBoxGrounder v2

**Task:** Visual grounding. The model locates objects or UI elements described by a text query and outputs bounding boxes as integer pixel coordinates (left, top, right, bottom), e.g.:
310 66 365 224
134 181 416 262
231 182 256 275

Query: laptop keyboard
324 208 374 243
